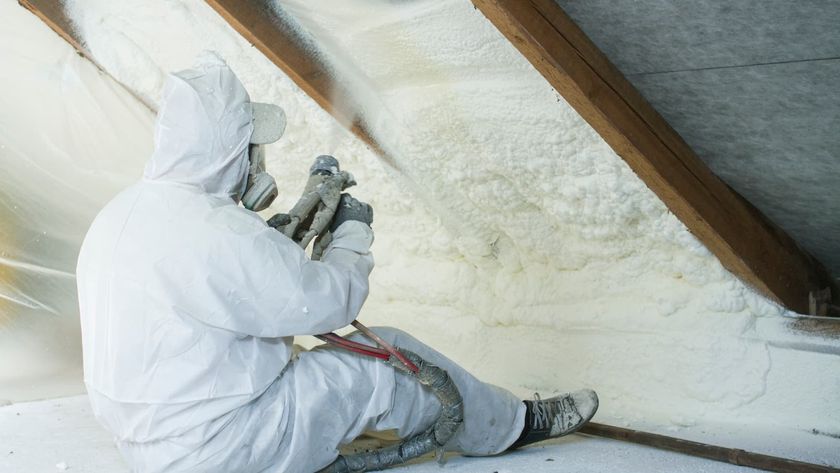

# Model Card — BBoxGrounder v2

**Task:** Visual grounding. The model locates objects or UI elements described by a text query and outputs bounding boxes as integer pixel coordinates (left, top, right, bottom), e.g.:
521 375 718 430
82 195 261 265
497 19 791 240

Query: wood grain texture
19 0 88 60
580 423 840 473
471 0 838 314
204 0 395 168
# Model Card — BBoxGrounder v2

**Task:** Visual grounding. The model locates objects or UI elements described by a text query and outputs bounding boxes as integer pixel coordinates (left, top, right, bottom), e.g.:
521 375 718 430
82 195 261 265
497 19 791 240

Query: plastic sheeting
0 2 153 402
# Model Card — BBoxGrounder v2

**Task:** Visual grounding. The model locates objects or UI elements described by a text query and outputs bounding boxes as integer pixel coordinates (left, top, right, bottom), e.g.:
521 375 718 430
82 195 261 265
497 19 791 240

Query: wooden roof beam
19 0 88 60
19 0 154 111
471 0 838 314
204 0 395 168
21 0 393 167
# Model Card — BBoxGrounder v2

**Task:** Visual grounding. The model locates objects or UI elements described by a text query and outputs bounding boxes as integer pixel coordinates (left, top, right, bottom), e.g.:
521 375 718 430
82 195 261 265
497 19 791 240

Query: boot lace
531 393 555 430
531 393 579 431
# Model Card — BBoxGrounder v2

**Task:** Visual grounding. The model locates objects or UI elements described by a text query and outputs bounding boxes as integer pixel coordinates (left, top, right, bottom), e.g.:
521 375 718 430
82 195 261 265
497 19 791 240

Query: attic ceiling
18 0 838 312
553 0 840 278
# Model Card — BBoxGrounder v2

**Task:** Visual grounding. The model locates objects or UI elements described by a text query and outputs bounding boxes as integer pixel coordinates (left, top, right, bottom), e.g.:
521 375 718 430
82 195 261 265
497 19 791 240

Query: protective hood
143 52 253 200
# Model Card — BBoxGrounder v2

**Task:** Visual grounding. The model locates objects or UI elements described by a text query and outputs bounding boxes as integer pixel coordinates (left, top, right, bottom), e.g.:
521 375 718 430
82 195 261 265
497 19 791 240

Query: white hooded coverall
76 54 524 472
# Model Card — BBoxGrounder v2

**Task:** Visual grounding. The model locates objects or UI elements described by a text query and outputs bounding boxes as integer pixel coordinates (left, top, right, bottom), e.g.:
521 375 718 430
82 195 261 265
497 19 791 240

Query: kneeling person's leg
344 327 526 456
280 339 442 471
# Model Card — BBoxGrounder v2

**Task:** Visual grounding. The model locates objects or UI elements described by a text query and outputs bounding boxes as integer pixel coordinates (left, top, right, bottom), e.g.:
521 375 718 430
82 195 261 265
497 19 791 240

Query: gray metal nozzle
310 155 340 176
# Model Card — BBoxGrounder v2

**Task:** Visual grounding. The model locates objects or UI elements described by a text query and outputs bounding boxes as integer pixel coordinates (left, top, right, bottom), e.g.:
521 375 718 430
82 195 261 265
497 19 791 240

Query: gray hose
318 350 464 473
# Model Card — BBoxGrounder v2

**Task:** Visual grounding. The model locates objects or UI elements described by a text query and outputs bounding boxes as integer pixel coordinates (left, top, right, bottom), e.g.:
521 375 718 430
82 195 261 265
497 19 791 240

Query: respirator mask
241 102 286 212
242 143 278 211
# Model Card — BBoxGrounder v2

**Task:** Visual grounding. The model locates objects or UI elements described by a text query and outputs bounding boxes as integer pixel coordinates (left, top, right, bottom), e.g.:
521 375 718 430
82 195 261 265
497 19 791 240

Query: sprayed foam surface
2 0 837 463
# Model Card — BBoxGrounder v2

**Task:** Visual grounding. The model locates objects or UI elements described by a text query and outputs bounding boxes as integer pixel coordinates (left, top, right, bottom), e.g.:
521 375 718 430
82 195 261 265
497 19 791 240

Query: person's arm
273 220 375 336
179 209 373 337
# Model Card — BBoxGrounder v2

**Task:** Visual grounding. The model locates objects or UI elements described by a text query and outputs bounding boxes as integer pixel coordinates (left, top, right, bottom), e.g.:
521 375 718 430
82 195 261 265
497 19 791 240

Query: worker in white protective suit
77 52 598 473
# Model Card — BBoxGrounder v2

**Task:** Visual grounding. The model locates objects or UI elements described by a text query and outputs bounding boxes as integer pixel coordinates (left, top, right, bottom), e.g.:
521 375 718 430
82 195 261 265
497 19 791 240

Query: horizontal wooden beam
471 0 838 314
580 423 839 473
204 0 396 168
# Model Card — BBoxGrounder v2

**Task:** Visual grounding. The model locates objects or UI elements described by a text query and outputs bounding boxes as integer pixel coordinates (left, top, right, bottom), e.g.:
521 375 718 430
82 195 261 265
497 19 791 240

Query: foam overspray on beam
205 0 400 171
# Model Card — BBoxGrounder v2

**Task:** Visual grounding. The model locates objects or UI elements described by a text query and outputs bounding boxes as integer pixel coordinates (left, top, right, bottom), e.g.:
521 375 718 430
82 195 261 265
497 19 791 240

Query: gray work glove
330 194 373 232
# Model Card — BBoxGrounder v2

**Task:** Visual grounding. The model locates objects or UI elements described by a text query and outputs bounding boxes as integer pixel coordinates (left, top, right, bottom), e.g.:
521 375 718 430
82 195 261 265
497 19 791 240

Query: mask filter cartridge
242 144 278 212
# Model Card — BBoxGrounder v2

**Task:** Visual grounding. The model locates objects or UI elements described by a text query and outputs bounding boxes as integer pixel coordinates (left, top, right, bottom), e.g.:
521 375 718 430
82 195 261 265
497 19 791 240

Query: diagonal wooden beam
21 0 392 167
18 0 155 112
18 0 86 58
203 0 396 169
472 0 837 314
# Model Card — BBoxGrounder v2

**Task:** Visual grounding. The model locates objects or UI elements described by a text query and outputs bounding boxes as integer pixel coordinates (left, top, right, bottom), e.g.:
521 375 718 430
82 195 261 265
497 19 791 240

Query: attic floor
0 395 763 473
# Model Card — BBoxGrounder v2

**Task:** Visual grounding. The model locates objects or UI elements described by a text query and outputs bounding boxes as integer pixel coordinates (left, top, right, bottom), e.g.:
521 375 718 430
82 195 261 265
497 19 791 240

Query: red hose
351 321 419 373
317 323 420 373
316 333 391 360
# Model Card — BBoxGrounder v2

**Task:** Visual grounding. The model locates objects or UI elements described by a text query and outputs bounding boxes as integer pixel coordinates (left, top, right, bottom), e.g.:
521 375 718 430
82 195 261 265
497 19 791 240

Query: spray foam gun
265 155 417 370
267 156 464 472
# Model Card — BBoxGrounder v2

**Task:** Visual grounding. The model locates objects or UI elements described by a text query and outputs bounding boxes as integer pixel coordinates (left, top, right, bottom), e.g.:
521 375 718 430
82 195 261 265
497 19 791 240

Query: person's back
78 179 293 437
77 52 597 473
77 52 375 471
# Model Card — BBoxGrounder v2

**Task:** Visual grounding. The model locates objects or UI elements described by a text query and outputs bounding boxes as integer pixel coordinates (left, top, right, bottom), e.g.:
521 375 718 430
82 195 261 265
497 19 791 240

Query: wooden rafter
18 0 155 112
20 0 393 169
203 0 396 168
18 0 86 57
471 0 837 314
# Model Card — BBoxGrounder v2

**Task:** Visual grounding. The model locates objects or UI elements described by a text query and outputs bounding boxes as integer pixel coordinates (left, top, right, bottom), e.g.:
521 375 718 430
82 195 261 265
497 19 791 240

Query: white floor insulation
0 396 764 473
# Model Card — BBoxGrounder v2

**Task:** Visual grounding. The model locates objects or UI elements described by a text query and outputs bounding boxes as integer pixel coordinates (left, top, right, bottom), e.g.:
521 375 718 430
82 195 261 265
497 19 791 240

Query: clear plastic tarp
0 2 153 401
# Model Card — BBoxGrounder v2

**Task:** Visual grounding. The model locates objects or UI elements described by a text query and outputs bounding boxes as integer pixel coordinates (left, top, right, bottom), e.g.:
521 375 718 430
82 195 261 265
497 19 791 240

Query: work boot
508 389 599 450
